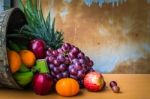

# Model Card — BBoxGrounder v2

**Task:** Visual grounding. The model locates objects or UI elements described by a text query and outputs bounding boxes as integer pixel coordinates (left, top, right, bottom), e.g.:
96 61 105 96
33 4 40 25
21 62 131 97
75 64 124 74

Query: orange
7 50 21 73
56 78 79 97
19 50 36 68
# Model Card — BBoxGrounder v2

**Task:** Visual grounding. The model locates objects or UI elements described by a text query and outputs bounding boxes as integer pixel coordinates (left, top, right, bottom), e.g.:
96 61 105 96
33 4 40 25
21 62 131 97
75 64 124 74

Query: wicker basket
0 8 26 89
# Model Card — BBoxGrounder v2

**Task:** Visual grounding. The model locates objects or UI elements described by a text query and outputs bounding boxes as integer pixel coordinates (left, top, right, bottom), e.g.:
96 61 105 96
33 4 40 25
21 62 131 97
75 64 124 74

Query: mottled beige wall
22 0 150 73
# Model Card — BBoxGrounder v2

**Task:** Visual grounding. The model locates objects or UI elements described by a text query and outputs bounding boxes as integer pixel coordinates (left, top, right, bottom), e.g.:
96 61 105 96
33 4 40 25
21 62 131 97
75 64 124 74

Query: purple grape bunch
46 43 94 86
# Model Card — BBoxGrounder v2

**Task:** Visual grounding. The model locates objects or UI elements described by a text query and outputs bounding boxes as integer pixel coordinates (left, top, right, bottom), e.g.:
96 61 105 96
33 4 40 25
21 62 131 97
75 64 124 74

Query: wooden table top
0 74 150 99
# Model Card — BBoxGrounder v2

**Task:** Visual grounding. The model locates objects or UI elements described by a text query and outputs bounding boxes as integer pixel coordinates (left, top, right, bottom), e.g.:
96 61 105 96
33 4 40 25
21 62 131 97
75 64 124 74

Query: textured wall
25 0 150 73
0 0 4 12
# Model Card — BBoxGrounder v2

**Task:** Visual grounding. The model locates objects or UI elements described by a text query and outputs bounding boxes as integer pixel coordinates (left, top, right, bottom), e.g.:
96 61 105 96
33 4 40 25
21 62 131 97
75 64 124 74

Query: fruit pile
7 49 35 87
7 39 105 96
6 0 120 96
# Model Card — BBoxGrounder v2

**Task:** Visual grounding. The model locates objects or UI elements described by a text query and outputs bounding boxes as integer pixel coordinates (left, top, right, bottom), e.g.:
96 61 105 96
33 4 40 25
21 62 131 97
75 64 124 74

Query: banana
13 71 33 87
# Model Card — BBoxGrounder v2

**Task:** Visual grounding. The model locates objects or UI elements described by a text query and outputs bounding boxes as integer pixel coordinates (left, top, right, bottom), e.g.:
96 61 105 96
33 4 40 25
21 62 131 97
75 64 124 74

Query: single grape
53 59 61 66
70 75 78 80
62 43 71 51
68 52 75 59
81 64 88 71
112 86 120 93
56 73 63 79
53 67 60 74
74 63 82 70
62 71 69 78
77 52 85 59
110 81 117 88
81 63 86 67
69 68 77 75
79 58 85 64
88 60 94 67
52 50 59 56
77 70 85 78
72 58 79 64
64 43 71 48
71 47 79 55
74 62 82 66
57 54 65 63
51 71 56 77
46 50 52 56
68 64 74 71
57 48 64 54
61 46 67 52
48 56 54 63
59 64 67 72
48 64 55 69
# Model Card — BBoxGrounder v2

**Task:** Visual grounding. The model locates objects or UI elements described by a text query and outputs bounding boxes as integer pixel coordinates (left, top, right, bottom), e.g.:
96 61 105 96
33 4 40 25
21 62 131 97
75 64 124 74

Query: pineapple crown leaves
17 0 64 49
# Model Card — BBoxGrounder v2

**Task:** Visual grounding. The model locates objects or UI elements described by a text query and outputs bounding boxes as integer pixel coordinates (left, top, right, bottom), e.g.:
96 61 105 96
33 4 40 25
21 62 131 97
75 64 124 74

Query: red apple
84 71 105 92
29 39 46 59
33 73 53 95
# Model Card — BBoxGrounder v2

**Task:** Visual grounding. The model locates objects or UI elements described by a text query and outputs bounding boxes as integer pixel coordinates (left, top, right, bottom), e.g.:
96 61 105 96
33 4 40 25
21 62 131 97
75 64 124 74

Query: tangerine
7 50 21 73
19 50 36 68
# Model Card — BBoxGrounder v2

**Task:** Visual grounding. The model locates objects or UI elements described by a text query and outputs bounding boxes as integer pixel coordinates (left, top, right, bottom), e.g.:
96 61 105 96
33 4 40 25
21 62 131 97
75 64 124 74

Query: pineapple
17 0 64 49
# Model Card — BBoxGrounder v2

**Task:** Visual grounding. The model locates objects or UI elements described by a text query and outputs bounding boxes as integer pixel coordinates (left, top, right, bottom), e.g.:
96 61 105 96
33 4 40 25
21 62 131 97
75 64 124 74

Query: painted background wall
0 0 4 12
0 0 11 12
18 0 150 73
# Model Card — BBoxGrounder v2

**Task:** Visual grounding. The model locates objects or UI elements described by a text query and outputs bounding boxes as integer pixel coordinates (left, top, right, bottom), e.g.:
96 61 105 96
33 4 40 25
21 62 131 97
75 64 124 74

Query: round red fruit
29 39 46 59
84 71 105 92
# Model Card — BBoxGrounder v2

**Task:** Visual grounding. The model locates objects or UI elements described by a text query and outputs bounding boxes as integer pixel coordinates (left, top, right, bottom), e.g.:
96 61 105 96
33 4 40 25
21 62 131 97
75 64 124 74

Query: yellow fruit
19 50 36 68
7 50 21 73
